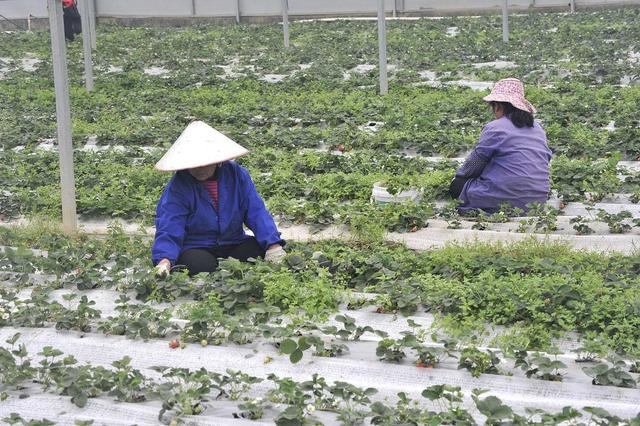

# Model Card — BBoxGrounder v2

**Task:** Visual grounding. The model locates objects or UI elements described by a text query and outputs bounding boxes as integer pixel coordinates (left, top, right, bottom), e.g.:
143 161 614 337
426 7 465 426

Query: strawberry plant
471 390 515 424
98 295 179 340
109 356 149 402
514 350 567 381
458 347 502 378
331 381 378 425
376 335 413 363
54 294 101 332
2 414 55 426
0 333 34 393
583 360 637 388
150 367 217 419
279 336 312 364
570 216 595 235
572 332 607 362
235 398 270 420
596 209 633 234
321 314 378 341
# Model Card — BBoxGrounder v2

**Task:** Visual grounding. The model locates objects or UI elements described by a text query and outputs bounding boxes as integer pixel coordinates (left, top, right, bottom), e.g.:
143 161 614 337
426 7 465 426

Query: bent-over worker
152 121 285 277
450 78 552 214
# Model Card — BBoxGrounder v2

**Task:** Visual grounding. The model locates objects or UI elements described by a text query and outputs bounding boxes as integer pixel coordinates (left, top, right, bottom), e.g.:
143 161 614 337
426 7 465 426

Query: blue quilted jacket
151 161 283 265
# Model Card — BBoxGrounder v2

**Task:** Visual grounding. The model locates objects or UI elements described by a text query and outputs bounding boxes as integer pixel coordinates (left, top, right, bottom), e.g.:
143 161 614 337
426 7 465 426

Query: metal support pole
191 0 196 16
377 0 388 95
79 0 94 91
47 0 77 234
502 0 509 43
235 0 240 23
570 0 575 13
281 0 289 48
89 0 96 49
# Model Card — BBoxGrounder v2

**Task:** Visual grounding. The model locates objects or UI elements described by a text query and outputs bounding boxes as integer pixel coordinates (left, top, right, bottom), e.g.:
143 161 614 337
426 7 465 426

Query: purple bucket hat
483 78 537 114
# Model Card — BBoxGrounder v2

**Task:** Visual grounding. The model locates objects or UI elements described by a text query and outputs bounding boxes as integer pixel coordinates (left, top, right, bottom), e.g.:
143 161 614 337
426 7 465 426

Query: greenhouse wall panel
194 0 237 16
96 0 193 17
1 0 639 20
288 0 394 14
0 0 46 18
403 0 555 11
238 0 281 16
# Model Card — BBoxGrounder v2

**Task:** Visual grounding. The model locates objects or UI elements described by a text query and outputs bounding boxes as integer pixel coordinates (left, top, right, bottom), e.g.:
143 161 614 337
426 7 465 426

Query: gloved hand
155 259 171 279
264 245 286 264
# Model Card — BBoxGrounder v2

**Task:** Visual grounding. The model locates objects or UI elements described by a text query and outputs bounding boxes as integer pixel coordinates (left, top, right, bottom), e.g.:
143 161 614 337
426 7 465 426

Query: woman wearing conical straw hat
449 78 552 214
152 121 285 277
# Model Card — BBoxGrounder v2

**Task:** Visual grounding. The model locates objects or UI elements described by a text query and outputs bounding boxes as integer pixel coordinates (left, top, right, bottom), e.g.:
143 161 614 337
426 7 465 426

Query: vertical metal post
502 0 509 43
47 0 77 233
235 0 240 23
79 0 94 91
89 0 96 49
282 0 289 48
570 0 575 13
191 0 196 16
377 0 388 95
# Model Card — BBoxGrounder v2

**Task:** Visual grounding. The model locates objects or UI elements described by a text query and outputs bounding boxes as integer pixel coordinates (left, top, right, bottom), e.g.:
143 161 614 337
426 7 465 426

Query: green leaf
72 392 88 408
422 385 444 400
280 339 297 355
289 349 303 364
584 406 612 418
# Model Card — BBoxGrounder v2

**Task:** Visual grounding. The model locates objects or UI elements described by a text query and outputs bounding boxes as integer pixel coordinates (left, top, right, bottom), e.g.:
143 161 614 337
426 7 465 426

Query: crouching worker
152 121 286 277
449 78 552 214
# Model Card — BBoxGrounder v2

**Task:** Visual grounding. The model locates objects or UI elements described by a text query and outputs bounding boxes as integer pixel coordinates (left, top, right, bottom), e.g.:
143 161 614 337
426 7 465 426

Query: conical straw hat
155 121 249 172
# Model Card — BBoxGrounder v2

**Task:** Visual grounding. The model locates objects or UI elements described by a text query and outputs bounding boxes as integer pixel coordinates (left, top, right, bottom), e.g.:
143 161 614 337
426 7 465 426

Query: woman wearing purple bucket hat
449 78 552 214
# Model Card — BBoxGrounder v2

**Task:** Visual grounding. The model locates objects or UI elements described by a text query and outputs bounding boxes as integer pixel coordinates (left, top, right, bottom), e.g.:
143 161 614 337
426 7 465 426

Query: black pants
449 177 469 199
176 237 265 276
63 4 82 41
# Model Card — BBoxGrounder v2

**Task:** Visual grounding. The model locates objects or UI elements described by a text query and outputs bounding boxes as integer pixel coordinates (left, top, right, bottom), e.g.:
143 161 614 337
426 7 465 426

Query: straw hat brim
483 93 537 114
155 121 250 172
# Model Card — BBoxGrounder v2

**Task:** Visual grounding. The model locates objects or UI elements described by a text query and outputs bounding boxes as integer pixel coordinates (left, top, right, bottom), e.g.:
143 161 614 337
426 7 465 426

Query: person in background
62 0 82 42
449 78 552 214
152 121 286 277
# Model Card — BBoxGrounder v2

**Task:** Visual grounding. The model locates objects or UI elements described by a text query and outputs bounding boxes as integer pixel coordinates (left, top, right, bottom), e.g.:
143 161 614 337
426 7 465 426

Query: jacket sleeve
455 122 499 178
151 177 190 266
239 167 284 250
455 150 488 179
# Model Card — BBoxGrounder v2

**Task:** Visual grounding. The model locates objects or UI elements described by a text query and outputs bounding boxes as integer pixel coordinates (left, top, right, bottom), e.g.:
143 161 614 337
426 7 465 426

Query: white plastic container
371 182 421 204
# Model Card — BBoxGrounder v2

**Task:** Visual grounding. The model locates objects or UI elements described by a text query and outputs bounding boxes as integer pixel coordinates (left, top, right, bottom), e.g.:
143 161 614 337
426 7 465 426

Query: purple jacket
456 116 552 214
